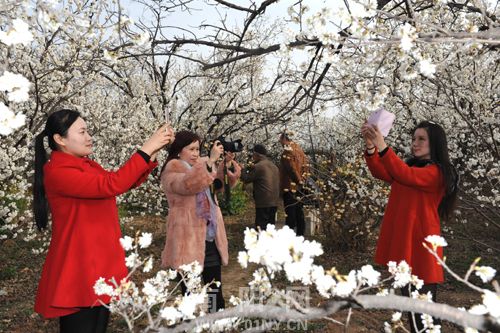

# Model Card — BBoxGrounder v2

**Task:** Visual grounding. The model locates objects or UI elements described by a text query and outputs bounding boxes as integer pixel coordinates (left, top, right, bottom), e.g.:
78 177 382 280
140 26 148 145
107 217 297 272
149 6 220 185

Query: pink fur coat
160 157 240 269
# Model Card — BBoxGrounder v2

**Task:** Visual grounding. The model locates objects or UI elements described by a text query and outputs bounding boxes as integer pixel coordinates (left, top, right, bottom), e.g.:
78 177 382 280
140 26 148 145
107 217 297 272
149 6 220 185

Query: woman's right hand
361 122 375 148
141 124 175 157
209 140 224 164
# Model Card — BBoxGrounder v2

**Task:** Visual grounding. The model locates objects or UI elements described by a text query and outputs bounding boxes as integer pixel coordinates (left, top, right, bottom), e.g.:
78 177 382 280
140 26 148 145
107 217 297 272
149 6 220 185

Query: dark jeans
283 192 305 236
401 283 440 333
59 306 109 333
255 206 277 231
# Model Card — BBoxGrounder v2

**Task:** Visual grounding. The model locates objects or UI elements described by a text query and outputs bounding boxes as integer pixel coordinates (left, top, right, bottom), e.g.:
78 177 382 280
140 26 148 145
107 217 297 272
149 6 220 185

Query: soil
1 201 498 332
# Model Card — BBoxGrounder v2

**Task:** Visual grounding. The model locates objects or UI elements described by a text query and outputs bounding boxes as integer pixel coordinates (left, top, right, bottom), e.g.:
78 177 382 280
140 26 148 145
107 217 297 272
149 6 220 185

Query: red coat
34 151 157 318
365 148 444 284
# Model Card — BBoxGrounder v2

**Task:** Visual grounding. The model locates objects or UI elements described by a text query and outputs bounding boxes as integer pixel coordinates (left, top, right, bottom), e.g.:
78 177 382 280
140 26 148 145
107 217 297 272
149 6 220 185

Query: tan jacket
280 141 309 193
160 157 239 269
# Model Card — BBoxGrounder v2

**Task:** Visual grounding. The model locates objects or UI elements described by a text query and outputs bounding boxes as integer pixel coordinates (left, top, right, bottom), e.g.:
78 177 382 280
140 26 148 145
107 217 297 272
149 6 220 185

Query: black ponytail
33 109 80 230
34 130 49 230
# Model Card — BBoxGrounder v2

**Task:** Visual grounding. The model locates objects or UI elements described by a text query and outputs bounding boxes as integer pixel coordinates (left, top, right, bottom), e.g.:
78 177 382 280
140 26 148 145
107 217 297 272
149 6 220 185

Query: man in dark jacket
241 144 280 230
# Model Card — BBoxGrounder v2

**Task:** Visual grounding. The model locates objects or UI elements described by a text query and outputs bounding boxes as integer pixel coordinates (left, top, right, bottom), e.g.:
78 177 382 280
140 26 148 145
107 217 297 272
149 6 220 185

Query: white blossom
238 251 249 268
0 103 26 136
398 23 417 51
424 235 448 250
143 257 153 273
419 59 437 78
103 49 119 64
0 19 33 46
134 31 151 47
390 261 412 288
177 292 205 319
474 266 496 283
0 71 31 102
93 277 114 296
160 306 183 325
358 264 381 286
138 232 152 248
334 270 357 297
125 253 139 268
391 312 402 322
119 235 134 251
482 290 500 318
38 10 61 32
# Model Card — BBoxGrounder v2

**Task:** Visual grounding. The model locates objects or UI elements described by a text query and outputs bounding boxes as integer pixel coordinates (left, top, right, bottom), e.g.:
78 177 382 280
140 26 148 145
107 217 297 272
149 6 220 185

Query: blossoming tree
1 0 499 332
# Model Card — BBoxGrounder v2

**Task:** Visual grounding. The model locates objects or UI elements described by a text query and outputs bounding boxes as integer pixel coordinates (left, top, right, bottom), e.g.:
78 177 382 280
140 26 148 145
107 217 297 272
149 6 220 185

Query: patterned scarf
181 160 218 241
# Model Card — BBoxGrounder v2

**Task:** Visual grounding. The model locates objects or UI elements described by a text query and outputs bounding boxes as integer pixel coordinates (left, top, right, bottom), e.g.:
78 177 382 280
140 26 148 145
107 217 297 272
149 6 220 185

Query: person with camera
279 132 309 236
33 109 174 333
241 144 280 231
159 131 241 313
361 120 458 333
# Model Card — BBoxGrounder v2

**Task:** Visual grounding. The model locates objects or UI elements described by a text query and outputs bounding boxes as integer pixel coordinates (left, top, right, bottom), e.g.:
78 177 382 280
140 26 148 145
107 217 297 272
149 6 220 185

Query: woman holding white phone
361 120 458 333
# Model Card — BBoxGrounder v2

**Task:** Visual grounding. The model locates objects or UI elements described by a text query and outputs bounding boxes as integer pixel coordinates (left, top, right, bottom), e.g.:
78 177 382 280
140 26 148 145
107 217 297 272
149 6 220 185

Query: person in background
279 132 309 236
33 109 174 333
241 144 280 230
160 131 241 313
361 120 458 333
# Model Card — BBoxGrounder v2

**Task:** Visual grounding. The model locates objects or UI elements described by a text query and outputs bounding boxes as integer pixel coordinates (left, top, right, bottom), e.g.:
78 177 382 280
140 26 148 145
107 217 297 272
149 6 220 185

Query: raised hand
141 123 175 157
209 140 224 164
361 123 387 151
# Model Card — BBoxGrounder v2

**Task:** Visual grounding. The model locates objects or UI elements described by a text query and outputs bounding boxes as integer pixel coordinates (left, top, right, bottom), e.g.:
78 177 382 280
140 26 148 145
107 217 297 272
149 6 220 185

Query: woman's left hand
224 151 235 167
361 124 387 151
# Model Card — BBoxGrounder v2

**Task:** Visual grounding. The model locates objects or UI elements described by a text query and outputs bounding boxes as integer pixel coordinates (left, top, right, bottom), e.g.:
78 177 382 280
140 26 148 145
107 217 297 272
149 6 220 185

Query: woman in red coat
32 109 174 333
362 120 458 332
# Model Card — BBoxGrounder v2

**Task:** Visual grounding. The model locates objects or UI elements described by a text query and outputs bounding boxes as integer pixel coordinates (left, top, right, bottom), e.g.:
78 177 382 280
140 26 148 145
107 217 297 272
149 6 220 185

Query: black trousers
179 265 225 313
179 242 225 313
401 284 440 333
59 306 109 333
255 206 277 231
283 192 305 236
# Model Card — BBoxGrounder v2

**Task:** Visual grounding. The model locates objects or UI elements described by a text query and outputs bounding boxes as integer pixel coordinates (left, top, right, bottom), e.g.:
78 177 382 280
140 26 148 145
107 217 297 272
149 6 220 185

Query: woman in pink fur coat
160 130 241 312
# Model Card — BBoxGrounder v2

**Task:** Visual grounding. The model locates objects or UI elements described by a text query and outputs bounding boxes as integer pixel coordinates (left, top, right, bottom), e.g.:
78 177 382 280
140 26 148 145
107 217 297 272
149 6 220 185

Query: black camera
217 136 244 153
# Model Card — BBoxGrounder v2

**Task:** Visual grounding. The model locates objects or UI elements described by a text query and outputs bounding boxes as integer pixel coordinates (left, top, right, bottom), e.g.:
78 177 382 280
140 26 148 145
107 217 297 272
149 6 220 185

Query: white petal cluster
142 270 173 306
37 10 61 32
424 235 448 251
0 19 33 46
241 226 386 299
93 277 115 296
160 306 183 326
358 264 381 286
125 253 139 268
418 58 437 78
349 0 377 18
398 23 417 52
387 261 415 288
177 292 206 319
474 266 496 283
120 235 134 251
482 290 500 318
133 31 151 48
0 71 31 102
0 103 26 136
138 232 152 248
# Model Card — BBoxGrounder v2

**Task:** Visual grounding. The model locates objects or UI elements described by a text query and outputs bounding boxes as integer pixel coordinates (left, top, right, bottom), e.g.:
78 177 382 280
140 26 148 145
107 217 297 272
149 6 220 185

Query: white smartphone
367 108 395 137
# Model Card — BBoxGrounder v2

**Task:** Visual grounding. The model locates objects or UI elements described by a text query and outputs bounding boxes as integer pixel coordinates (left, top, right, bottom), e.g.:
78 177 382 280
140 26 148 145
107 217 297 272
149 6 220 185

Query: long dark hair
160 130 201 174
407 121 458 221
33 109 81 230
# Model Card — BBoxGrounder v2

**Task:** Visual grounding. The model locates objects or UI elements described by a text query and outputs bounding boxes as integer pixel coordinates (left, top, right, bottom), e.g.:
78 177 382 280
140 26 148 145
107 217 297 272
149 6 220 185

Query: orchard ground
1 198 498 332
